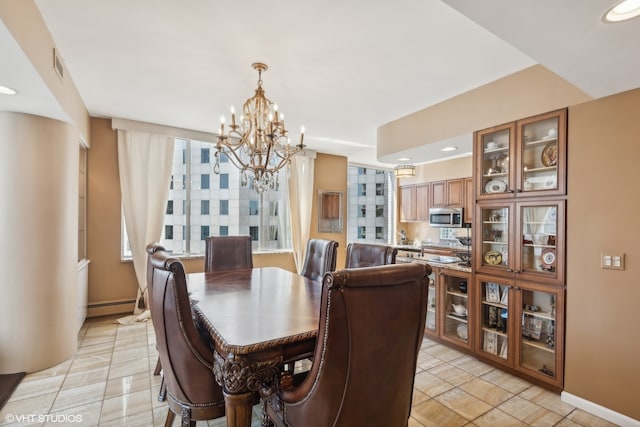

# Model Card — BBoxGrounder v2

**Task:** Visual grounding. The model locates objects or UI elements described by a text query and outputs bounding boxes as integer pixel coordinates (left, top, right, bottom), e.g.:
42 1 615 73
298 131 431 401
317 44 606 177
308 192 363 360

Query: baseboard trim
561 391 640 426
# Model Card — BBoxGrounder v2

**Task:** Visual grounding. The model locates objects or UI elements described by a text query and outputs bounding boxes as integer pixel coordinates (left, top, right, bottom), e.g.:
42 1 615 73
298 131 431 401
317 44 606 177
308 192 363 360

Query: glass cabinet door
476 203 512 275
440 271 472 349
516 109 567 197
425 268 437 337
515 283 564 387
477 276 513 363
475 123 515 198
516 200 565 285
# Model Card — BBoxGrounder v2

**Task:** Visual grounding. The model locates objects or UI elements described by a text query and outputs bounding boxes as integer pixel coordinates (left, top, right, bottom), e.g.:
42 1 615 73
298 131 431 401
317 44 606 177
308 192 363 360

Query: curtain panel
117 130 174 314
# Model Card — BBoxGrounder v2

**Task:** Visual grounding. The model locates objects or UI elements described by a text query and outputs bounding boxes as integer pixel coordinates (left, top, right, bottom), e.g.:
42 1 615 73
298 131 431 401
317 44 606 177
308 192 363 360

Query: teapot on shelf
452 304 467 316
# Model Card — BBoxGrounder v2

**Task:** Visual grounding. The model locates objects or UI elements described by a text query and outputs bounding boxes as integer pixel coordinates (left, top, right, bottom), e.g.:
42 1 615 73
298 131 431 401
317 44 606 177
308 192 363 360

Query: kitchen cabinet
475 199 565 286
439 269 473 351
424 267 438 338
474 109 567 201
464 177 473 224
399 185 416 222
431 178 464 208
415 183 431 221
475 274 564 389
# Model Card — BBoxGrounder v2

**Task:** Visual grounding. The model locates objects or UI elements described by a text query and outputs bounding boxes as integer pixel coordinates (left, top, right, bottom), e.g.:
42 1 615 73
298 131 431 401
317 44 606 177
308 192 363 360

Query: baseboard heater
87 299 136 317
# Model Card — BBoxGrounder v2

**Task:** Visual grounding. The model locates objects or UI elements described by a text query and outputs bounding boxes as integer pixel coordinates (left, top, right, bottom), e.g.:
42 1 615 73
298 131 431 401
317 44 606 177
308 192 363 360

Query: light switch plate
601 252 625 270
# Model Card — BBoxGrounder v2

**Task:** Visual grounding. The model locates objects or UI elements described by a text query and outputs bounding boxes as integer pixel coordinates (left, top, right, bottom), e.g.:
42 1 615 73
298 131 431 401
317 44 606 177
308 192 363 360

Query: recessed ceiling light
397 157 411 161
440 146 457 152
0 85 17 95
603 0 640 22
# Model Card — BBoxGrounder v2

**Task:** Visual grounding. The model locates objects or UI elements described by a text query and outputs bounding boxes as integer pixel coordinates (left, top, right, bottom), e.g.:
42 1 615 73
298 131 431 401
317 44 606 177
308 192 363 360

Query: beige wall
564 88 640 419
87 120 345 315
0 113 79 373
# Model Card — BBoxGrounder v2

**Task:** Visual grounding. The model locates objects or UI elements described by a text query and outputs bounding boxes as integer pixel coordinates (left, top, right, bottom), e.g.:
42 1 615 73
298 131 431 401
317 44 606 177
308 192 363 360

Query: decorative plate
541 143 557 167
485 180 507 193
484 250 502 265
541 248 556 267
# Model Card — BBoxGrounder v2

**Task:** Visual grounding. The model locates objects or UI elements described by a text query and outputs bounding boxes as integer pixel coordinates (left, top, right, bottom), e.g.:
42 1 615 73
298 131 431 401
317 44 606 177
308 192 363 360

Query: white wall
0 112 79 374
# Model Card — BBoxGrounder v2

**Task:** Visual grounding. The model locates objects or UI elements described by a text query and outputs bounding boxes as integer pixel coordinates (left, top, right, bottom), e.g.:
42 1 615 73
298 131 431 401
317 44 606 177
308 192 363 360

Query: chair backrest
300 239 339 281
146 242 166 290
204 235 253 272
275 263 429 427
344 242 397 268
149 249 225 419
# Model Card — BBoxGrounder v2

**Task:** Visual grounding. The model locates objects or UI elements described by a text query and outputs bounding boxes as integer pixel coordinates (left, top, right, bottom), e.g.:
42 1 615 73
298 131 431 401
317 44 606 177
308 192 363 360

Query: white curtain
117 130 174 314
287 154 315 273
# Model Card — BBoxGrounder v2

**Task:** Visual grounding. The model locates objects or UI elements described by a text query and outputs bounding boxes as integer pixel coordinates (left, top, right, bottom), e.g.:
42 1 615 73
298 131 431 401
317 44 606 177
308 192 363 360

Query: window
376 226 383 240
201 226 209 240
249 200 259 215
220 200 229 215
357 226 366 239
220 173 229 189
201 200 210 215
201 148 210 163
123 138 292 257
347 166 394 244
249 226 259 241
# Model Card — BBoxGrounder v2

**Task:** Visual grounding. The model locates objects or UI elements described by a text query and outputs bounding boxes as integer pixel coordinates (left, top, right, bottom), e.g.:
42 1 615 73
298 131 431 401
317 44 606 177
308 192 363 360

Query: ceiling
1 0 639 168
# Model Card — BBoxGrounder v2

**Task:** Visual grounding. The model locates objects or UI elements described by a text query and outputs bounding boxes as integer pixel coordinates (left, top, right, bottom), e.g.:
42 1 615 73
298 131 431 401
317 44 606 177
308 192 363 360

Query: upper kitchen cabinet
474 109 567 200
399 183 430 222
431 178 464 208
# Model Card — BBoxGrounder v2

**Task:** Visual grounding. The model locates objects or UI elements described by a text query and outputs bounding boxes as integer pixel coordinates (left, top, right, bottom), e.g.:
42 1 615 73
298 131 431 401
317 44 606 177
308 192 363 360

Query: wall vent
53 48 64 80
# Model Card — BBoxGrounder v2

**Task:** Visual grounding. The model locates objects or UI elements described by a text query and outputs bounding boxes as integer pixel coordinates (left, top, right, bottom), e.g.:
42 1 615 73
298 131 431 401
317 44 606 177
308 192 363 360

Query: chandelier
393 164 416 178
214 62 305 193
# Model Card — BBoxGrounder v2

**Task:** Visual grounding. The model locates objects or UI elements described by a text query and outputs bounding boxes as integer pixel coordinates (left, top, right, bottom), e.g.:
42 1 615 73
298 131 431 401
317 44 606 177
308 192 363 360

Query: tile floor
0 315 618 427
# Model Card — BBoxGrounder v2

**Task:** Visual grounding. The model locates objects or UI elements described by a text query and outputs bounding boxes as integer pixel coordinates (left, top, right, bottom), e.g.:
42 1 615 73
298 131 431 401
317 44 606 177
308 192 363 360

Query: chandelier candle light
214 62 306 193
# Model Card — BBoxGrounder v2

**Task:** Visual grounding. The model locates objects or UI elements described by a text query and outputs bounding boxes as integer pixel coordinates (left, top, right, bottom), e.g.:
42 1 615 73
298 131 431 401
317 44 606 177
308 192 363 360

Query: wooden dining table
188 267 322 427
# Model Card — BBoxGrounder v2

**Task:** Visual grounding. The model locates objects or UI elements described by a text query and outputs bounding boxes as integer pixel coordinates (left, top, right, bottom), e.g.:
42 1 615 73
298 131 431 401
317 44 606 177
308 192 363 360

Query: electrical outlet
601 252 625 270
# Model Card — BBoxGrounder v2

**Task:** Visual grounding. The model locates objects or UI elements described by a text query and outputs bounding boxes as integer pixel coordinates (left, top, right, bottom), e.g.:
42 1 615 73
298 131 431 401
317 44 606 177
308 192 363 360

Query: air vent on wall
53 48 64 80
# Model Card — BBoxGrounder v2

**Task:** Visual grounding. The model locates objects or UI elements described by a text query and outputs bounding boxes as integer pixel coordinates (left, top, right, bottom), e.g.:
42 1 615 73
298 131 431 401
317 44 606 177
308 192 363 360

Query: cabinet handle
514 270 521 274
506 268 514 273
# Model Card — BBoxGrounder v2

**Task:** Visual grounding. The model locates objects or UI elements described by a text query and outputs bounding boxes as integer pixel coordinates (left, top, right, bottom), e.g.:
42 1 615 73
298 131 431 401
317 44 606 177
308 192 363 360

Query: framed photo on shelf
523 316 543 340
499 340 508 359
483 331 498 355
486 283 500 302
500 287 508 305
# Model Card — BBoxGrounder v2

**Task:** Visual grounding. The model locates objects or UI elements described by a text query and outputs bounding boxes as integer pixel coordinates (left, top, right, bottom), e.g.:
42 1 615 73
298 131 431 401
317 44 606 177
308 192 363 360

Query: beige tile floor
1 315 618 427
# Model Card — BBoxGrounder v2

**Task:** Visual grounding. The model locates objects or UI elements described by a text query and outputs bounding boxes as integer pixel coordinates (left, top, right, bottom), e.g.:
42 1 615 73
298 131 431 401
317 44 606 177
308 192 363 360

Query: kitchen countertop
396 254 472 273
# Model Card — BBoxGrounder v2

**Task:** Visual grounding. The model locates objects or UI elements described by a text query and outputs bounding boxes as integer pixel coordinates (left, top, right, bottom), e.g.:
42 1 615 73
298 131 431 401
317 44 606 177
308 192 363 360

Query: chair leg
164 409 175 427
158 377 167 402
153 357 162 376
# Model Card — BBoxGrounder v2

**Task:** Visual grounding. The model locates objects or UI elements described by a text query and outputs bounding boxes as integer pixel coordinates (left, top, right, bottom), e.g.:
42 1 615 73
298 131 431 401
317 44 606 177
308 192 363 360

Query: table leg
223 390 254 427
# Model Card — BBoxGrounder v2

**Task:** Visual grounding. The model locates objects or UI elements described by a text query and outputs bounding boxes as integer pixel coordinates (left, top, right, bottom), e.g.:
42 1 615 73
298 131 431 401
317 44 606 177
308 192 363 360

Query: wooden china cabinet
472 108 567 390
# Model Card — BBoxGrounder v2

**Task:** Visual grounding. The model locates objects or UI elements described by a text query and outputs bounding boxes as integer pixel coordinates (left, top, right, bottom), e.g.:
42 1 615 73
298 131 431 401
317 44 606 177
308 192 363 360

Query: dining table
188 266 322 427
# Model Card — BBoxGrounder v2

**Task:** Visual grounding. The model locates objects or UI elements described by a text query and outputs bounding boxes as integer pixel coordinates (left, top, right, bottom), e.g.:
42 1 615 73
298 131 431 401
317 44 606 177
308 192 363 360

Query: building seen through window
123 138 290 257
347 165 394 244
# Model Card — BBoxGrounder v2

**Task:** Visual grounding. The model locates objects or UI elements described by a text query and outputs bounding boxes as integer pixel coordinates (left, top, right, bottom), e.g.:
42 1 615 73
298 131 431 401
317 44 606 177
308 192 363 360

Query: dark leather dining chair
145 242 167 401
266 262 431 427
149 249 226 426
344 242 397 268
204 235 253 272
300 238 339 281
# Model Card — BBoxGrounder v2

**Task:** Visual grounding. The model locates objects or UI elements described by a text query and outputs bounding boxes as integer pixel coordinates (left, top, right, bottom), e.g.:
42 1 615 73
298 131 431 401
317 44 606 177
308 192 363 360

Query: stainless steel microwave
429 207 463 227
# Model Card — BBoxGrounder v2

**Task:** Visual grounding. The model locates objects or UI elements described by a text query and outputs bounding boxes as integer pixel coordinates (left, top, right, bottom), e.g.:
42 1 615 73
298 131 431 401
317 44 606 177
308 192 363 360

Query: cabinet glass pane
520 205 557 275
521 117 559 193
442 275 469 343
480 129 510 196
481 206 510 269
520 289 557 378
480 281 509 360
426 271 437 333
